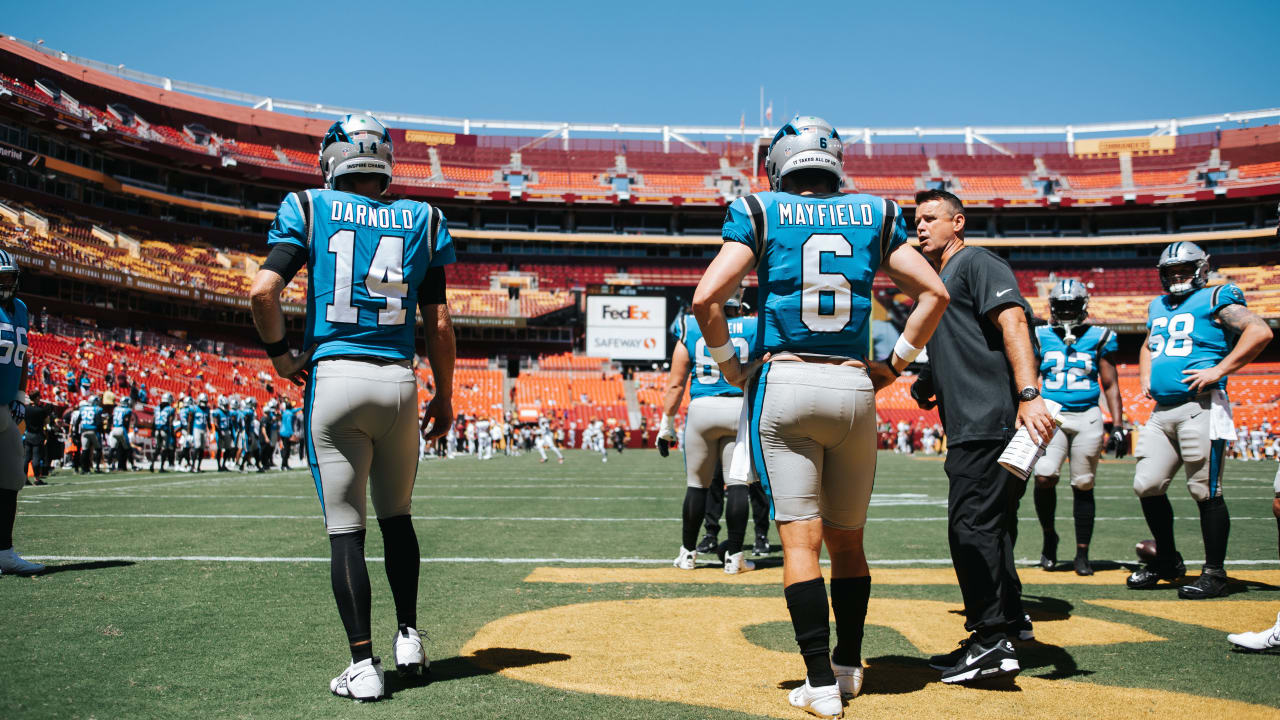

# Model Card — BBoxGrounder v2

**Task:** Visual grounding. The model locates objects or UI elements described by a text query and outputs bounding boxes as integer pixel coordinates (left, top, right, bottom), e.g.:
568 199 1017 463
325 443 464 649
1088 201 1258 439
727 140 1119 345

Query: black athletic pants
23 433 44 478
944 438 1027 635
703 472 770 538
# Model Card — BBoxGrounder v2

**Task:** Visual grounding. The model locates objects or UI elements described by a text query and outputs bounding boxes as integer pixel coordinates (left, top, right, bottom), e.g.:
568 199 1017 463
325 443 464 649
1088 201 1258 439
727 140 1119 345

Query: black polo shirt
926 245 1030 445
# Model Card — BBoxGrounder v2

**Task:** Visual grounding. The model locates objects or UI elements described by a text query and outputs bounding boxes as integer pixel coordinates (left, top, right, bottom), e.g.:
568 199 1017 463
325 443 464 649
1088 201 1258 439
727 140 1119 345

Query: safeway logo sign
599 304 651 321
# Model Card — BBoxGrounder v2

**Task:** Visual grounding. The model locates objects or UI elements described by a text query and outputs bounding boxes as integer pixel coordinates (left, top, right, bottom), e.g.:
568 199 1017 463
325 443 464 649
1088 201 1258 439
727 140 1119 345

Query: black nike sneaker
695 534 718 554
1178 567 1229 599
1037 554 1058 571
1126 552 1187 589
929 633 979 670
939 637 1020 684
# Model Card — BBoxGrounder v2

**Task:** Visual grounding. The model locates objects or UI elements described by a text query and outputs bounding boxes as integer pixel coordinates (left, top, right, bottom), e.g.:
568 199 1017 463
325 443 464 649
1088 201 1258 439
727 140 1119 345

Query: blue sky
6 0 1279 131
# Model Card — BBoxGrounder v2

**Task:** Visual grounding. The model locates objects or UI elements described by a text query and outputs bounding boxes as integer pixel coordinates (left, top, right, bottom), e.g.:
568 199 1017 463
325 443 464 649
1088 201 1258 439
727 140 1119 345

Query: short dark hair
914 189 964 217
781 168 840 194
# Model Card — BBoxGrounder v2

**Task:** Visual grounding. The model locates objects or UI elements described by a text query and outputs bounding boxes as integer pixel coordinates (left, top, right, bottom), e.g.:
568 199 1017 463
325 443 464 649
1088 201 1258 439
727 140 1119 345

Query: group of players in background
57 391 302 475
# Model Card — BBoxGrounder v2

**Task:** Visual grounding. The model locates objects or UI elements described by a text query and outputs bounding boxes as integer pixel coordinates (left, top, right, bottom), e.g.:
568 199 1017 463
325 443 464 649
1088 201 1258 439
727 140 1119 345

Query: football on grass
1135 539 1158 562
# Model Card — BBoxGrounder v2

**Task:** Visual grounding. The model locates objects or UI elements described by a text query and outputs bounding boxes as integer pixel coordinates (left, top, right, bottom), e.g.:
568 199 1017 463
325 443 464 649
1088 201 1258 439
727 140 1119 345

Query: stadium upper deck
3 35 1280 210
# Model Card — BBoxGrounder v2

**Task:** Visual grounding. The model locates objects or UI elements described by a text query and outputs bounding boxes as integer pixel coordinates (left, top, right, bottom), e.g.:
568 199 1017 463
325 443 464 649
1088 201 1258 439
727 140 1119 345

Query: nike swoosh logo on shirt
996 289 1013 297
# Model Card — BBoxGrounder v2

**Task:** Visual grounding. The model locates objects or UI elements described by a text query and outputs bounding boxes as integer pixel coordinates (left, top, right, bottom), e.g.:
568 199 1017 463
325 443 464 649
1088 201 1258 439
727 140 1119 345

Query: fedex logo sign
600 304 651 321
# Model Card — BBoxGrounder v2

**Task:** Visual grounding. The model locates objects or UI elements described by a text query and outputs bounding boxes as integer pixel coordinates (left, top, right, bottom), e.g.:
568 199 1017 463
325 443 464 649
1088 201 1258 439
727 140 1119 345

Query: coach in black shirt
910 190 1056 684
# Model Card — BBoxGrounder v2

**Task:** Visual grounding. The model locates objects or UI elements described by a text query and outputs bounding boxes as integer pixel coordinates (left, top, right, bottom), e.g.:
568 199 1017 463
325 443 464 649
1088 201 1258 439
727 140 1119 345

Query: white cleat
723 551 755 575
329 657 385 702
392 625 429 675
0 548 45 576
831 662 863 699
788 679 843 719
673 547 697 570
1227 612 1280 652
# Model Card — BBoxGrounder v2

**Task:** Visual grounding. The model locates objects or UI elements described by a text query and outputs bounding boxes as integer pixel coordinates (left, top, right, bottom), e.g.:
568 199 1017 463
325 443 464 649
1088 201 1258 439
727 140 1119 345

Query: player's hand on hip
868 361 898 392
270 345 316 387
1181 366 1223 393
422 395 453 441
721 353 769 390
1017 396 1056 445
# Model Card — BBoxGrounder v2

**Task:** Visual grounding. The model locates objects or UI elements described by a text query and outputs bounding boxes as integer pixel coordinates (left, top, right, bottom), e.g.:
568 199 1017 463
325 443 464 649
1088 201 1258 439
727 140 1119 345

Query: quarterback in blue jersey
693 116 949 717
0 248 43 575
150 393 176 473
109 403 134 471
1128 241 1272 599
658 291 760 574
1031 280 1124 576
250 114 455 701
279 399 299 471
76 397 106 474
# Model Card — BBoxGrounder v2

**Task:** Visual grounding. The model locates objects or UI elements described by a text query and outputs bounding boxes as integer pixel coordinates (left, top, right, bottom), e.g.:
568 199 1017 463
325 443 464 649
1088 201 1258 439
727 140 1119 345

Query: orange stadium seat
1237 161 1280 179
1133 169 1192 187
955 175 1036 195
1065 173 1123 190
441 165 498 184
851 176 916 192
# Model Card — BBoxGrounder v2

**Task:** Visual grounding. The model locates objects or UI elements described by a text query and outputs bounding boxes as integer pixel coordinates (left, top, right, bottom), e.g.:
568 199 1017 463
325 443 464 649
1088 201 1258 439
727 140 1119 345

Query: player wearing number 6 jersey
659 292 758 575
1128 241 1272 599
251 114 456 701
1031 280 1123 576
693 116 949 718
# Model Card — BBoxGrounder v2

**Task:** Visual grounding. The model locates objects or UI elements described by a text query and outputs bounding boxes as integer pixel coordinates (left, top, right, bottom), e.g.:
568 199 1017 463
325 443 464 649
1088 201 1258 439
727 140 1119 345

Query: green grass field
3 450 1279 720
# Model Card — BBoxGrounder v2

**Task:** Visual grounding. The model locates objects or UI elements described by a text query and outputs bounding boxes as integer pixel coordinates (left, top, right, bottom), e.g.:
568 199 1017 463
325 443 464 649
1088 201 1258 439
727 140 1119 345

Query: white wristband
707 341 737 364
893 336 922 364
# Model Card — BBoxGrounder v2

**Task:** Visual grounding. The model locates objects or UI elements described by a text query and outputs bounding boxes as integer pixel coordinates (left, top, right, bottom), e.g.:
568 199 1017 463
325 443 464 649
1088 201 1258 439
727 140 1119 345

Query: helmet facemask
0 268 17 305
1159 260 1205 296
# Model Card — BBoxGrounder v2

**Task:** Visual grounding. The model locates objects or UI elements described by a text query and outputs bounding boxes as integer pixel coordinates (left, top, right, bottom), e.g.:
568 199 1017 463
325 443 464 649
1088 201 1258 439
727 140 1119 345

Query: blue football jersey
0 298 29 405
192 407 209 431
1147 284 1245 405
111 405 132 429
238 409 256 436
176 405 192 431
1036 325 1118 411
280 407 297 439
268 189 457 363
672 313 758 399
78 405 102 430
211 408 234 432
154 405 174 431
721 192 907 360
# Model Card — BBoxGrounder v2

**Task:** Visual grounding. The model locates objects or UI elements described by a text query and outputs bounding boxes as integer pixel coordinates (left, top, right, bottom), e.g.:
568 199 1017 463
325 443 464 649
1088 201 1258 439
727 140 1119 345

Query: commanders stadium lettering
329 201 415 230
778 202 874 228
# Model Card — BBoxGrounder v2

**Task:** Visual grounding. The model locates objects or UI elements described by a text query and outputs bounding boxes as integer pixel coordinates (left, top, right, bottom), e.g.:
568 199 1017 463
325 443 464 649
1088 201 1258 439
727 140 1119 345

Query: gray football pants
1033 406 1105 489
683 395 751 489
747 361 877 530
306 359 420 535
1133 395 1225 502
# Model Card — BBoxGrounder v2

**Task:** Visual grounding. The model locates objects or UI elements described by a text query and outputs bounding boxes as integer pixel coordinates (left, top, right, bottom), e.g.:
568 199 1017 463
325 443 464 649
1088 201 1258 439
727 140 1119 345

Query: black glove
657 437 670 457
1111 429 1126 458
9 399 26 424
910 375 936 410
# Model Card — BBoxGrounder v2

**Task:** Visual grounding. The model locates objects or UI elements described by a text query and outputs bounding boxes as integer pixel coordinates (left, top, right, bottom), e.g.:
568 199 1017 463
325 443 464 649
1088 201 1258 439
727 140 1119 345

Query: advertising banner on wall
585 295 666 360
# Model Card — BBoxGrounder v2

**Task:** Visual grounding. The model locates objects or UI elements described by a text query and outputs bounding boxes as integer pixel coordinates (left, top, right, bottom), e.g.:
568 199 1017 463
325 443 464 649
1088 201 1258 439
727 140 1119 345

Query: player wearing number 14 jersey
1128 241 1273 599
252 114 457 701
1032 280 1123 576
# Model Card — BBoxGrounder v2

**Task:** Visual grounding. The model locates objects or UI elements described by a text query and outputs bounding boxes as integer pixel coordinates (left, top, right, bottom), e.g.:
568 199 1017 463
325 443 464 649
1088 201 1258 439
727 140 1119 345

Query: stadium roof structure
8 34 1280 156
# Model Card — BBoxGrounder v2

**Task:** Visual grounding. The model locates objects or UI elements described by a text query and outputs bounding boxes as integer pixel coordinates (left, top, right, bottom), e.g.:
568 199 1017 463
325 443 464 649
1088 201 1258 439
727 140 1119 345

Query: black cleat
752 534 770 556
1178 567 1229 599
1073 553 1094 576
939 637 1020 684
1037 554 1058 571
695 534 718 554
1126 553 1186 589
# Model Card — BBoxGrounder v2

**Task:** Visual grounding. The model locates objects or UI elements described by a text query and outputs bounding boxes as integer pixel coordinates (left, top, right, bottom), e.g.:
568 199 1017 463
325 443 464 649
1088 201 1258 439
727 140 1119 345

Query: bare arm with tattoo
1183 303 1274 393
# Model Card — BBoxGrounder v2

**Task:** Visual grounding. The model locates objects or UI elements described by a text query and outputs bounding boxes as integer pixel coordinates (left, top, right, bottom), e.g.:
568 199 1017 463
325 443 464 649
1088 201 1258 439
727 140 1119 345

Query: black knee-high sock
724 484 749 555
784 577 836 686
682 487 708 551
1140 495 1177 562
1197 497 1230 571
830 576 871 667
1033 485 1058 555
749 481 770 536
379 515 420 629
1072 487 1095 548
330 530 373 662
0 488 16 550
